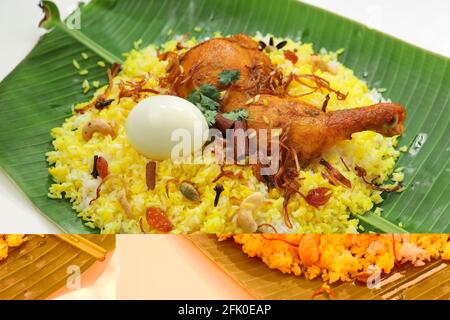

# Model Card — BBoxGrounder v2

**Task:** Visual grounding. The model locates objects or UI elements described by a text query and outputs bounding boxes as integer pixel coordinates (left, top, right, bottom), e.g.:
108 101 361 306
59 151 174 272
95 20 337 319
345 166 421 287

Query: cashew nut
117 189 133 218
235 192 264 232
311 55 336 75
82 119 115 141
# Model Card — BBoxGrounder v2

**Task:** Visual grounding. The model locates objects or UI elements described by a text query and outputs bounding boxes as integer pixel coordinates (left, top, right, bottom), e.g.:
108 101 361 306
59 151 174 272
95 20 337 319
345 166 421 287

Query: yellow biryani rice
46 33 404 234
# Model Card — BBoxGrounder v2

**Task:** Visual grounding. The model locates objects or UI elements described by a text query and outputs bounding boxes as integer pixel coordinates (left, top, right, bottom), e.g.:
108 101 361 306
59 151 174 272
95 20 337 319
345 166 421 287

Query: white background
0 0 449 233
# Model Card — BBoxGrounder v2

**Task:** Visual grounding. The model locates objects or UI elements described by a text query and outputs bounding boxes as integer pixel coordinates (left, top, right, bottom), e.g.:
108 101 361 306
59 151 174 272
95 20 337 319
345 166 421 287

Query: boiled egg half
126 95 208 161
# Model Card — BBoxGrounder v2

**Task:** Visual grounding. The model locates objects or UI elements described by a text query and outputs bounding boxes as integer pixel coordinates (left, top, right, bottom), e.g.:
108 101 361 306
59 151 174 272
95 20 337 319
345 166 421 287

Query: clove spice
213 184 224 207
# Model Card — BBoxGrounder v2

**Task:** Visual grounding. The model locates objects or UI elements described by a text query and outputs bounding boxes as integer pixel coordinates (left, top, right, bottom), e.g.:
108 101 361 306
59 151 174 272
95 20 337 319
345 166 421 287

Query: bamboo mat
188 233 450 300
0 235 115 300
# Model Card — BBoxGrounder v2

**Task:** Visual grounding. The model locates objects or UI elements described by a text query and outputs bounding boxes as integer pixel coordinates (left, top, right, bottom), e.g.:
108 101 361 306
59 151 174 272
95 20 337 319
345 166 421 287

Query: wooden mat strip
0 235 115 300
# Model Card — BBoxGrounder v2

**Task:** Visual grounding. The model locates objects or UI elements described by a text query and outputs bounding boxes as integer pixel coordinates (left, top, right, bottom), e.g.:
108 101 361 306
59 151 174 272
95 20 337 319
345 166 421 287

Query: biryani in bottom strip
218 234 450 283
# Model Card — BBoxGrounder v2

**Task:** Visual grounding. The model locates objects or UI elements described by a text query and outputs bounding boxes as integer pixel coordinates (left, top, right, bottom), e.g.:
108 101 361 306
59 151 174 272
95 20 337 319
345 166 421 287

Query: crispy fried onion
252 126 302 229
244 62 277 96
213 164 244 183
118 78 160 102
158 51 182 89
251 133 338 227
273 72 347 101
76 63 121 114
257 223 278 233
311 284 336 300
165 178 178 198
90 174 133 218
355 165 402 192
320 158 352 188
292 74 347 100
260 234 300 247
321 94 331 112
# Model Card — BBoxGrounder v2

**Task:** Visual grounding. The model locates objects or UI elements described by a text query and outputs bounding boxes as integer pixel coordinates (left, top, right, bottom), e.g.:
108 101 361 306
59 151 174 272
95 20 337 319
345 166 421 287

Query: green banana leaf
0 0 448 233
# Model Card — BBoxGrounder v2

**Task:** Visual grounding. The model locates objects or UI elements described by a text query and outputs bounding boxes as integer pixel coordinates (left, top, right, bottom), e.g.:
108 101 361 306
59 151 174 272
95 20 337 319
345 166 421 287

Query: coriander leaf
198 84 221 101
187 84 222 127
200 95 220 111
203 110 218 126
187 90 202 105
218 69 240 86
222 108 249 121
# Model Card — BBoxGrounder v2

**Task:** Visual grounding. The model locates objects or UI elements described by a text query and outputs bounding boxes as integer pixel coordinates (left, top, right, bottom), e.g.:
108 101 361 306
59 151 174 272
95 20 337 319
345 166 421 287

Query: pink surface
117 235 253 300
48 251 118 300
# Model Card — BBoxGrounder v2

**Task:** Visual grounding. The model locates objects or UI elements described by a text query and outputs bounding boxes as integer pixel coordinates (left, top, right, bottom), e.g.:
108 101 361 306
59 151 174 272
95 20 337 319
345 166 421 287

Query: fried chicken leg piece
245 95 406 161
174 35 406 161
175 34 275 109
